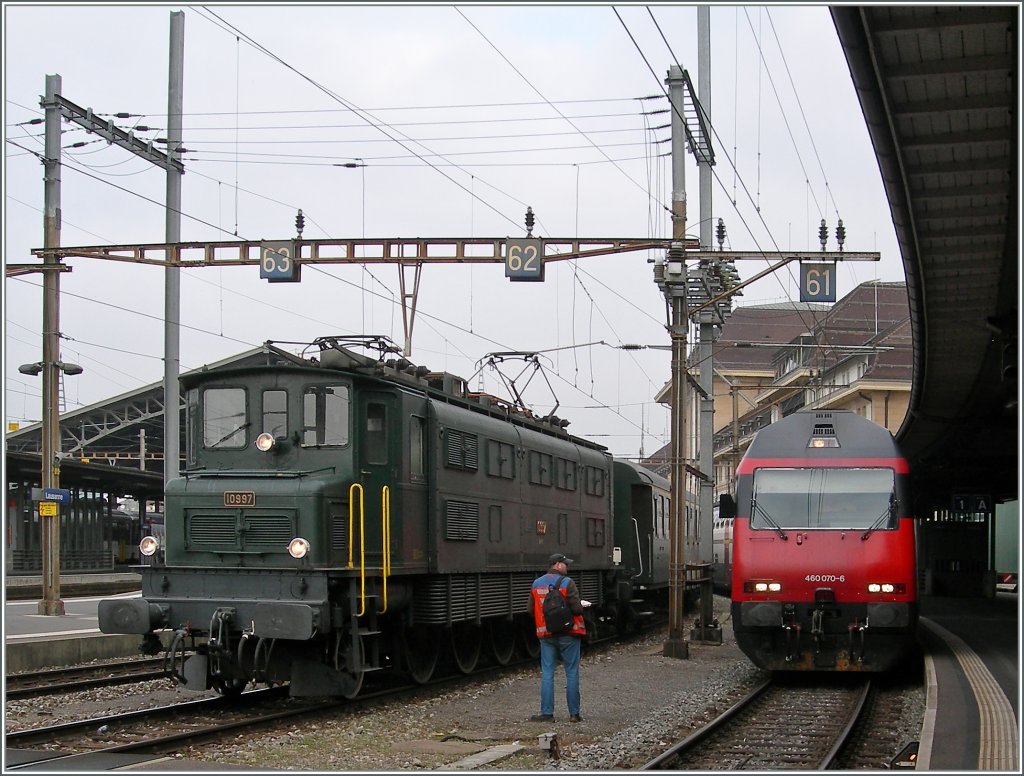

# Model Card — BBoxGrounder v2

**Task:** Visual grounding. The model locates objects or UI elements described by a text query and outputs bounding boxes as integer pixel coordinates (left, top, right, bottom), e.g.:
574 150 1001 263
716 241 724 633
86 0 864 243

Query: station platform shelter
5 451 163 575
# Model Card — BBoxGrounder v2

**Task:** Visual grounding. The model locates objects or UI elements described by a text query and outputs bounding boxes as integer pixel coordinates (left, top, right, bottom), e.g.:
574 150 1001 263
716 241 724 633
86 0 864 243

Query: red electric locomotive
726 409 918 671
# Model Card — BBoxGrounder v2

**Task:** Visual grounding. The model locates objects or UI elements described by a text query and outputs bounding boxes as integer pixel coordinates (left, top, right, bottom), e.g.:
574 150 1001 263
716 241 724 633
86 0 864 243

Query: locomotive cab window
186 390 199 465
302 384 350 447
409 416 426 481
262 390 288 438
751 468 896 531
365 402 386 464
203 387 248 449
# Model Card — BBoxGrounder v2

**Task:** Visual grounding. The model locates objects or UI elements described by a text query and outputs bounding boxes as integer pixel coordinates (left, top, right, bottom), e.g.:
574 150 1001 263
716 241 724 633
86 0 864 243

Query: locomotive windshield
192 383 351 454
204 388 248 449
750 467 896 531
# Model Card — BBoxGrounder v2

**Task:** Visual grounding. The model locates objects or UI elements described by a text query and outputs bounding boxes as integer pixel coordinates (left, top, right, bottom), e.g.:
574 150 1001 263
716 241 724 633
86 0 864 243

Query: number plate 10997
224 491 256 507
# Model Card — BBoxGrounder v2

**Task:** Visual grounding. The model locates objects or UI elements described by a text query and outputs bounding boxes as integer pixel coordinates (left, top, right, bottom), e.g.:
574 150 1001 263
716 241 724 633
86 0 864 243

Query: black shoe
530 714 554 722
570 714 583 723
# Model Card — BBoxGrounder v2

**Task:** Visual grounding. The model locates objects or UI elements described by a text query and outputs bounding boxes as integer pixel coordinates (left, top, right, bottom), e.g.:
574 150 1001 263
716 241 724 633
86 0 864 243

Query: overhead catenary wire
629 7 849 364
456 5 671 225
194 6 530 235
9 9 688 458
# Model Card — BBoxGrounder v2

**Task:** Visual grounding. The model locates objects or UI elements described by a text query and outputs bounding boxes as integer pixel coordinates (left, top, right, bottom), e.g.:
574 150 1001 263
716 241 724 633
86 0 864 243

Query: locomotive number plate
224 491 256 507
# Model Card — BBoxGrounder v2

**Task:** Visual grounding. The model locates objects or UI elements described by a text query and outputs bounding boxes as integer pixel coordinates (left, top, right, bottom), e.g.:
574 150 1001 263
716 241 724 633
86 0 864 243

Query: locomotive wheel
402 623 440 684
333 632 365 700
212 675 247 697
517 616 540 659
487 618 516 666
449 621 482 674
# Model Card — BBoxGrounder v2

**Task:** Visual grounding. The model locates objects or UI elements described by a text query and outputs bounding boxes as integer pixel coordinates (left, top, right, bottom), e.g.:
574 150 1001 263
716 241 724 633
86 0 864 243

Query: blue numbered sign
800 262 836 302
505 239 544 282
260 241 301 283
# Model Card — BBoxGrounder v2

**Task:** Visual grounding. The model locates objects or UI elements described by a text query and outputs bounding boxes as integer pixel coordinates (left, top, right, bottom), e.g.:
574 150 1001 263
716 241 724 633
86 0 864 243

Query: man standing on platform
528 553 587 723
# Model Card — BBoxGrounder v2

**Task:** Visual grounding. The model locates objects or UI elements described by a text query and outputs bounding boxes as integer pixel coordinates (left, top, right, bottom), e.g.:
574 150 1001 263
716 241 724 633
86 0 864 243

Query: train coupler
165 626 194 686
847 622 867 663
207 607 238 683
140 632 163 656
783 622 802 662
810 608 826 643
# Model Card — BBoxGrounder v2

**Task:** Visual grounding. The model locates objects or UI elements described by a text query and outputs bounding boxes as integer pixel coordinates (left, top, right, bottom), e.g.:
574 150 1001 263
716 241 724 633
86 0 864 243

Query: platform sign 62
260 241 301 282
505 239 544 282
800 262 836 302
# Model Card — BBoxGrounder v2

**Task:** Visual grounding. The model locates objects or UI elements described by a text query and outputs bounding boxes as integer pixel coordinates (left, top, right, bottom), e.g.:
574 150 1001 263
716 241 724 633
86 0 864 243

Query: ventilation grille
188 513 236 546
413 571 603 625
187 510 295 552
445 500 480 541
243 515 294 547
445 429 479 470
330 517 347 552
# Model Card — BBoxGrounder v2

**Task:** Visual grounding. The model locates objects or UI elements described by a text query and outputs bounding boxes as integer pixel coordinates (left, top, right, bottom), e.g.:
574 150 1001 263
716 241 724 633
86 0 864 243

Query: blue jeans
538 635 581 716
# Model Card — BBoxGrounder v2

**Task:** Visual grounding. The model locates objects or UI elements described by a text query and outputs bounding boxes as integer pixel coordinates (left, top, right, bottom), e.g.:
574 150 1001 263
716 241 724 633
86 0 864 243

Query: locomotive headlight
139 535 160 557
751 581 782 593
287 537 310 559
808 437 840 448
868 582 904 594
255 432 276 452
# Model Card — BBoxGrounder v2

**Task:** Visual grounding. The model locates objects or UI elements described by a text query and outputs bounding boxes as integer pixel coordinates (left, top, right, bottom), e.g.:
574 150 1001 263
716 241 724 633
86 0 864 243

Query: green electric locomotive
99 336 669 698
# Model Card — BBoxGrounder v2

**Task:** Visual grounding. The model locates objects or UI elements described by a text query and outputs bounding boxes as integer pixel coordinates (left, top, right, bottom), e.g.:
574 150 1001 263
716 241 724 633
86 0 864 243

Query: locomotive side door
355 390 399 570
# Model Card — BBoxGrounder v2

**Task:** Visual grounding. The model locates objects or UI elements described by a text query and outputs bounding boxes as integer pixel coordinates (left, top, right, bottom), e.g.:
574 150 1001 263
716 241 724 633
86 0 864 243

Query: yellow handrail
380 485 391 613
348 483 366 617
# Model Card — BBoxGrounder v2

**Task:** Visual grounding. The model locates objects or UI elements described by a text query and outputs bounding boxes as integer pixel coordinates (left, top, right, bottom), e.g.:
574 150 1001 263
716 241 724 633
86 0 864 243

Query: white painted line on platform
6 627 100 640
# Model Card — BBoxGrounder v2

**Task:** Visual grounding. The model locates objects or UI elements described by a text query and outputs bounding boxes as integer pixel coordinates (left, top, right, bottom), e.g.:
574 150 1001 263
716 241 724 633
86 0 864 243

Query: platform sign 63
260 241 301 283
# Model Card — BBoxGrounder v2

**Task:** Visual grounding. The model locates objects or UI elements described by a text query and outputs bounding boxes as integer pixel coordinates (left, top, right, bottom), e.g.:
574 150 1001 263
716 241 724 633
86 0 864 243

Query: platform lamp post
20 73 81 616
18 358 83 616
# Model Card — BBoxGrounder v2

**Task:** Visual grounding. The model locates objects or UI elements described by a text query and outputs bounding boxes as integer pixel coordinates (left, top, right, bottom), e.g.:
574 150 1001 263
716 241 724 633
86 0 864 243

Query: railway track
5 658 168 700
5 625 669 770
4 653 547 770
640 675 872 770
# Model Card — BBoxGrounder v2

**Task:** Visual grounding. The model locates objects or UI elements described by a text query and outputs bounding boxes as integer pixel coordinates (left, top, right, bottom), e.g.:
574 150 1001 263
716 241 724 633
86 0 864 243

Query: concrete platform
5 633 172 673
5 572 142 601
5 573 152 672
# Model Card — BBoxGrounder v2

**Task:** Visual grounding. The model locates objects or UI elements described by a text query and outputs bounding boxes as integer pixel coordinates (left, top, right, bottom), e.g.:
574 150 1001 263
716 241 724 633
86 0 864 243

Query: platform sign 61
800 262 836 302
505 238 544 282
260 241 301 282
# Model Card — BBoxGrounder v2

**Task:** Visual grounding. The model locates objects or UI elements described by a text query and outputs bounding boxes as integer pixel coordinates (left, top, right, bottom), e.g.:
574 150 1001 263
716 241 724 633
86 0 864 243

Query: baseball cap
549 553 574 565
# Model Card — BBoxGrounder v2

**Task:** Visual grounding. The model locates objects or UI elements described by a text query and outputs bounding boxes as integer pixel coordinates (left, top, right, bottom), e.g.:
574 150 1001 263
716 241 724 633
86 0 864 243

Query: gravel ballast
5 597 926 771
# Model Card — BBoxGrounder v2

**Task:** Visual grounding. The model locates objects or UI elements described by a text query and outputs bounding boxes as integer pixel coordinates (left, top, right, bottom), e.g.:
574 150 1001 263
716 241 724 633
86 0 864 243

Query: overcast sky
3 3 903 461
